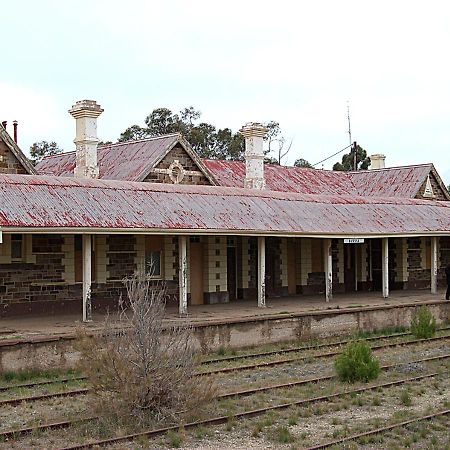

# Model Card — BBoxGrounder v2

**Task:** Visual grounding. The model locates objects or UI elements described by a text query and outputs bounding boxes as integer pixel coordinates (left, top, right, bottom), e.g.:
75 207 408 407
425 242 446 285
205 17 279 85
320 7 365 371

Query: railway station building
1 100 450 321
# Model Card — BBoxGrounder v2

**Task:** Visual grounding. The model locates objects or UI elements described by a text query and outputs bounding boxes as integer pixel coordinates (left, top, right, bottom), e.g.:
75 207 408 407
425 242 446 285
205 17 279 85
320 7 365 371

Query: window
11 234 24 261
145 236 163 278
145 251 161 277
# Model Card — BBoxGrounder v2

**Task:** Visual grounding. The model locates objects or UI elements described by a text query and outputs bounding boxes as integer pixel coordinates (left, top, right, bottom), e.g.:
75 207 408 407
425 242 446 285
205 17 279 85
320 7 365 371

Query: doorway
344 244 356 292
189 240 204 305
227 245 237 301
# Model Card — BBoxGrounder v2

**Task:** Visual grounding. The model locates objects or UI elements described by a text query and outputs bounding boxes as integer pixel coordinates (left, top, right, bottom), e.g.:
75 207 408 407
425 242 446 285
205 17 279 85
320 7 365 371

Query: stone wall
144 144 211 185
203 236 228 304
416 172 448 201
0 140 28 174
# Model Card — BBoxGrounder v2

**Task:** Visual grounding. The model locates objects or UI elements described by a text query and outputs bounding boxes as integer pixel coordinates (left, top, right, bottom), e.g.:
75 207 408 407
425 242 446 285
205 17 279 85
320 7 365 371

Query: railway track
1 353 449 446
1 327 448 395
1 333 449 407
202 325 450 365
55 371 448 450
305 409 450 450
200 333 450 376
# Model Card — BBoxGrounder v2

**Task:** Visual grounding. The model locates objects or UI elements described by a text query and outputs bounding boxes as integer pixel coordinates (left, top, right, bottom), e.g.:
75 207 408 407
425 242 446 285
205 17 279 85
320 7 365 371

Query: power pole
353 141 358 171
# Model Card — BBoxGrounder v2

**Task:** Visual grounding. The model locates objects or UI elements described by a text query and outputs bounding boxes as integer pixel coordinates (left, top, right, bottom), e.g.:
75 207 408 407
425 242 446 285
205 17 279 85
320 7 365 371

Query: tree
333 144 371 171
118 107 246 160
263 121 292 165
294 158 313 168
30 141 62 164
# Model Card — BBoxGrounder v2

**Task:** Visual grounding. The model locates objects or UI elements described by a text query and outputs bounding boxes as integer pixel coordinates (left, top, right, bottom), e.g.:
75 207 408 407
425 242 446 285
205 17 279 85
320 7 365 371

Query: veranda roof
1 174 450 237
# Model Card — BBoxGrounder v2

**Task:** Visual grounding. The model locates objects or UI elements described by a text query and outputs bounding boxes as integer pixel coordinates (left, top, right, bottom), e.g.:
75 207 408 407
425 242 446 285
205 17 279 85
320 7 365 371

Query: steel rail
0 388 89 407
305 409 450 450
2 327 448 394
200 333 450 376
202 326 450 365
55 371 446 450
0 376 85 393
3 352 450 445
2 339 450 408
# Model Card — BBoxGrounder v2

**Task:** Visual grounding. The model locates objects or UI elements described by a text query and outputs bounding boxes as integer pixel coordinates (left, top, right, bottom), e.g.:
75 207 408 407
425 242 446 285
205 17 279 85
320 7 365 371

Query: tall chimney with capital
240 122 268 189
69 100 103 179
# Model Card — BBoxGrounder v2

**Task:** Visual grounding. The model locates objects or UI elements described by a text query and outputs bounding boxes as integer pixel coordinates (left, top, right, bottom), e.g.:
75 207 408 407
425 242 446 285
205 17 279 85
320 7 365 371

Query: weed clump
334 340 380 383
77 272 215 427
411 305 436 339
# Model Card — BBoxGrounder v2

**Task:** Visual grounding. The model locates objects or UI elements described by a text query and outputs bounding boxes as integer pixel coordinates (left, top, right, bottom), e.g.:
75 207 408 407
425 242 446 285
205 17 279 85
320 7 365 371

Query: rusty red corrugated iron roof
347 164 434 198
36 134 180 181
37 137 439 199
203 160 440 199
0 174 449 235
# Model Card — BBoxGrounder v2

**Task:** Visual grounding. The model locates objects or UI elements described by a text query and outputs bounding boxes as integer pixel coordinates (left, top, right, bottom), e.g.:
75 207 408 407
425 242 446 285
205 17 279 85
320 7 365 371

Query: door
287 243 297 295
189 242 204 305
227 246 237 301
344 244 356 292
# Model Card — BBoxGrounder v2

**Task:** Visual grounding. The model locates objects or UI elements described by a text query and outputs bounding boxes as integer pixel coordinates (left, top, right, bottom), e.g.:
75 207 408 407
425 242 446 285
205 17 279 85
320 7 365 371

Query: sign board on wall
344 238 365 244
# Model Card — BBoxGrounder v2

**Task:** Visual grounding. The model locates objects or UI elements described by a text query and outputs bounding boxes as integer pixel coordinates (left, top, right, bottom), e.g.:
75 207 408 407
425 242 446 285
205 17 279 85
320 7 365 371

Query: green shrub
411 306 436 339
400 389 412 406
166 430 182 448
334 340 380 383
274 426 294 443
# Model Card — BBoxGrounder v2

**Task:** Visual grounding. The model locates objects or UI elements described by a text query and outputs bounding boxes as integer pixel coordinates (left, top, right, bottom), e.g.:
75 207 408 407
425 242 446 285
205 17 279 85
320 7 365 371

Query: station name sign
344 238 365 244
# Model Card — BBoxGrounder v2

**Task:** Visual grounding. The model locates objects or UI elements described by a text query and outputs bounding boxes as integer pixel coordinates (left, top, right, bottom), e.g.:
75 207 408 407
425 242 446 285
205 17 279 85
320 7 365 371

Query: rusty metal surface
36 134 179 181
348 164 433 198
203 159 357 195
1 174 450 234
203 160 437 199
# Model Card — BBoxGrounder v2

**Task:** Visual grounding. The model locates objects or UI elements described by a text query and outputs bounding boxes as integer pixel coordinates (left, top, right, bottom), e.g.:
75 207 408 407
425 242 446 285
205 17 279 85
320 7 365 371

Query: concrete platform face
0 290 448 340
1 290 450 372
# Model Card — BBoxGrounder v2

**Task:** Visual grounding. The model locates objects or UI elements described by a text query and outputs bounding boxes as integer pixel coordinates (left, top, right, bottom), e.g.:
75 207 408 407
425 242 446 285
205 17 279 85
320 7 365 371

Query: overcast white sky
1 0 449 182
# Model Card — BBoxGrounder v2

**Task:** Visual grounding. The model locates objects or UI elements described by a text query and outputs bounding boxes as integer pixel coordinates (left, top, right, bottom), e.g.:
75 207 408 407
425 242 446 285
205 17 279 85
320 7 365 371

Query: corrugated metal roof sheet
202 159 357 195
347 164 433 198
203 160 441 199
36 135 441 200
1 174 449 236
36 134 179 181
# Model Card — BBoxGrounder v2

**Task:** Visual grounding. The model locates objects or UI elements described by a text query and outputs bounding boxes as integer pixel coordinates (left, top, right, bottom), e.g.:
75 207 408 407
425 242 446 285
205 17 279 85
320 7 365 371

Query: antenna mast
347 101 352 147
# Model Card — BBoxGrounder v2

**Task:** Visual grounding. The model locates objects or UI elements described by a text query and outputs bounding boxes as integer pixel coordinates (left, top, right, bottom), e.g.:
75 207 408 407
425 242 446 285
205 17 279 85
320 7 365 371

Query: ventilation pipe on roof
370 154 386 170
69 100 103 179
240 122 268 189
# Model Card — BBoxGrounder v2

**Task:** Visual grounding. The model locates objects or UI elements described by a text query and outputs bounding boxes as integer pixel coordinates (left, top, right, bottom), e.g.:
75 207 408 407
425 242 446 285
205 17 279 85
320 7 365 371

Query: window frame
11 234 24 262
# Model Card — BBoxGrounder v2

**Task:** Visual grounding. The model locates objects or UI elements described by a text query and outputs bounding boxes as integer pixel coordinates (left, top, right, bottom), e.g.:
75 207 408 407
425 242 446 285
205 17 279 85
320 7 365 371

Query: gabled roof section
348 164 450 200
0 123 36 175
36 134 218 184
203 160 450 200
0 174 449 236
202 160 358 196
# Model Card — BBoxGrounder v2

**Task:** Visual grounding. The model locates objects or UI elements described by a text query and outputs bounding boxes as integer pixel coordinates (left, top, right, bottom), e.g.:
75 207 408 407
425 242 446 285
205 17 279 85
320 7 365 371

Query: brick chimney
69 100 103 179
370 154 386 170
240 122 268 189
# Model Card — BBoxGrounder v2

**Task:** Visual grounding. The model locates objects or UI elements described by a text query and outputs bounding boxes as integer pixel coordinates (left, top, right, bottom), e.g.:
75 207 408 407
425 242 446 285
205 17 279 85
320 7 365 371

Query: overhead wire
312 143 352 167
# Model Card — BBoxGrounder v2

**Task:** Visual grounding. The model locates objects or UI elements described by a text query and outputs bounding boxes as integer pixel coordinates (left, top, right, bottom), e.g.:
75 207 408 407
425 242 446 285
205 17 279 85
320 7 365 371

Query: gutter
0 226 449 239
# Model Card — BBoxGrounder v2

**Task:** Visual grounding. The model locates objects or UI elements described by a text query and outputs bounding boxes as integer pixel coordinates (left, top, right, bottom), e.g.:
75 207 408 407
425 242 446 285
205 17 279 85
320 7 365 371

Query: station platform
0 289 448 344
